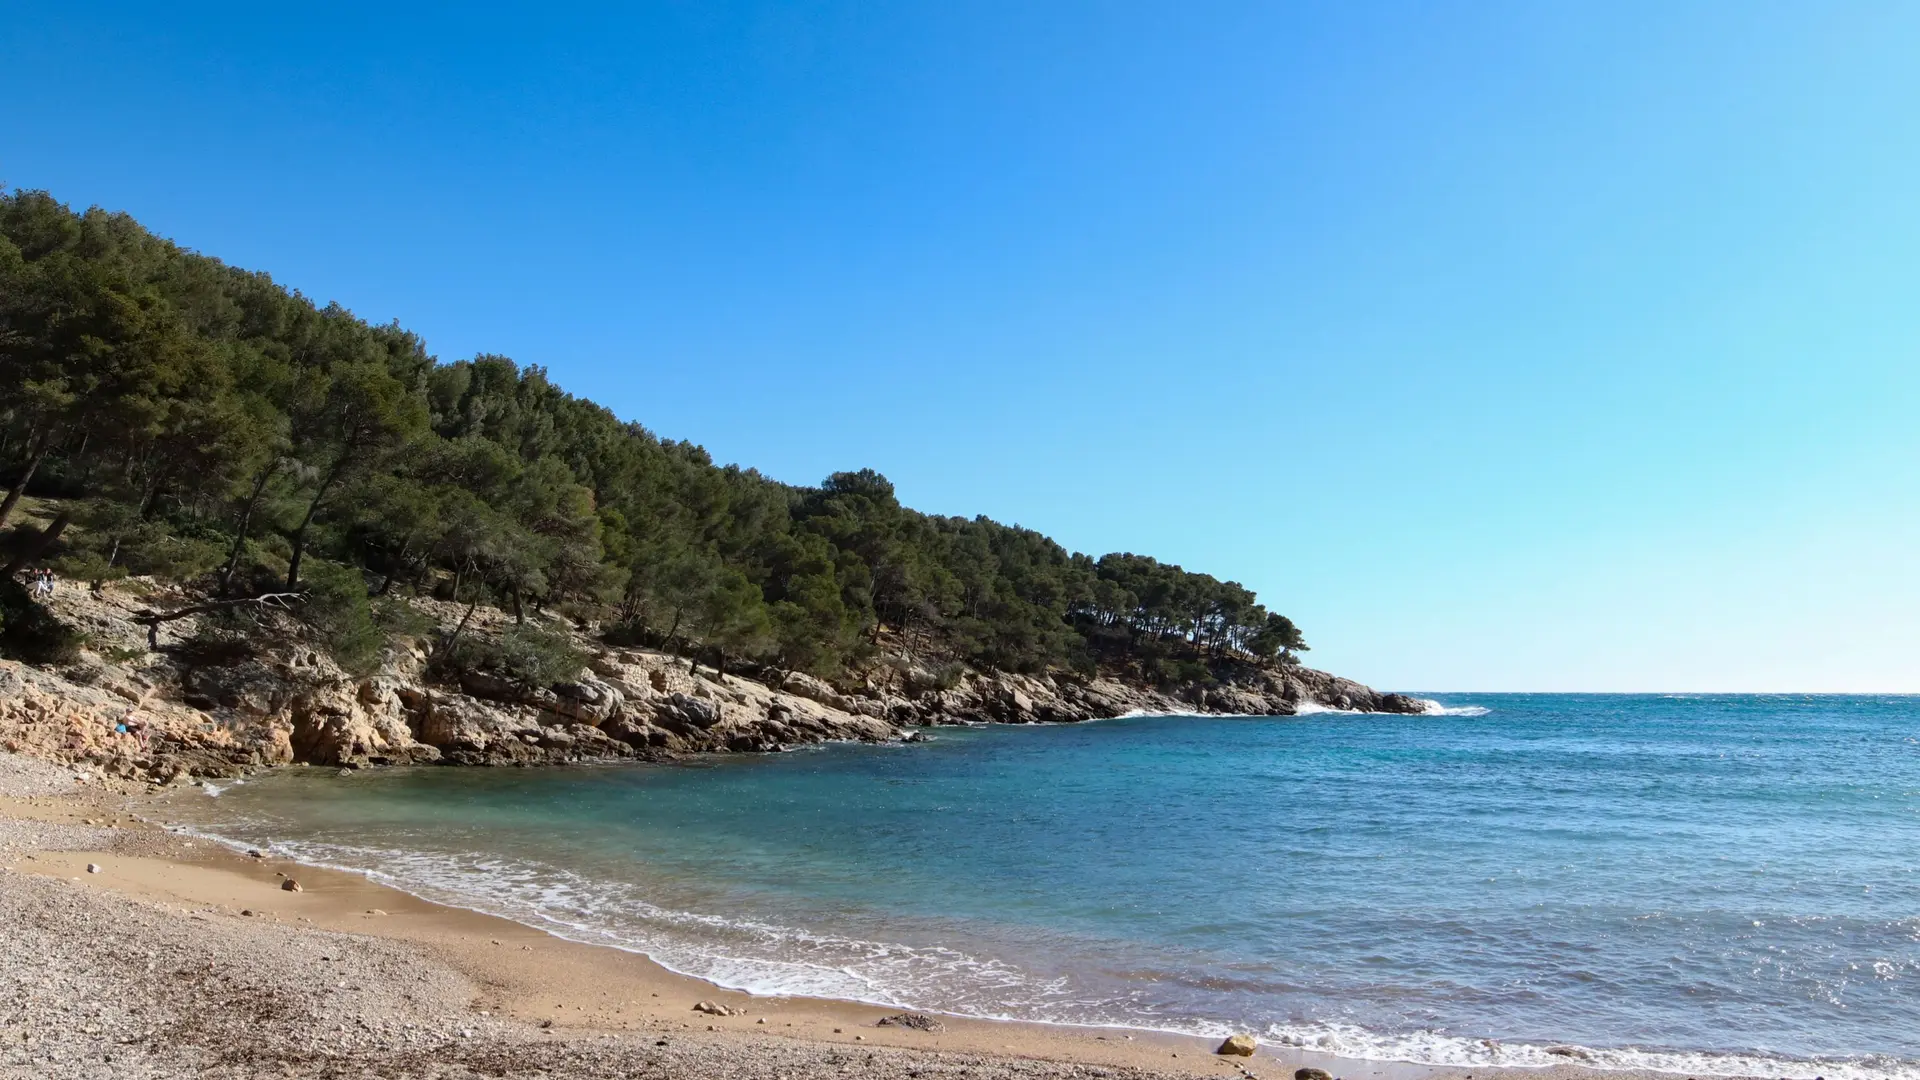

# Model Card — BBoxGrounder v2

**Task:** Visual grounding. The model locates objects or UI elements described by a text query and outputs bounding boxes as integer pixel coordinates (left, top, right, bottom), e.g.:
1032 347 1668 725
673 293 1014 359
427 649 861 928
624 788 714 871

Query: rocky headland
0 578 1423 784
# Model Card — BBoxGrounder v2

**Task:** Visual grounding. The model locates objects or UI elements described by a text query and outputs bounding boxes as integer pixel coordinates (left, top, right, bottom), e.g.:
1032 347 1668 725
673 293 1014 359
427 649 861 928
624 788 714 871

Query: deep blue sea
163 695 1920 1079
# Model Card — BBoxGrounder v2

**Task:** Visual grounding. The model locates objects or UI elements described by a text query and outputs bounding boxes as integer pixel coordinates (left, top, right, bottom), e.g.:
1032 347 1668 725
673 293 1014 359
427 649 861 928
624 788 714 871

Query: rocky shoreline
0 579 1423 784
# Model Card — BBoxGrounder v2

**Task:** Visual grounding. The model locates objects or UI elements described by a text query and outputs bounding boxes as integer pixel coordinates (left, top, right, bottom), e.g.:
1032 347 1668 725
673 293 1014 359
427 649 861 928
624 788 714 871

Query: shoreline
0 751 1796 1080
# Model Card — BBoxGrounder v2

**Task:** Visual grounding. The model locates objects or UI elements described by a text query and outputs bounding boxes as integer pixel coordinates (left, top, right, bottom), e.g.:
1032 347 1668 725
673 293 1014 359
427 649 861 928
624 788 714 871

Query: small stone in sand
1296 1069 1333 1080
280 879 302 892
367 909 387 916
86 863 102 874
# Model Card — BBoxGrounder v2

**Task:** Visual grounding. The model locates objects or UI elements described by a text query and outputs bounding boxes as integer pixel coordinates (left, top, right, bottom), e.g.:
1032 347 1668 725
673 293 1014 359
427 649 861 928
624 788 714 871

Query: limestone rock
780 672 851 711
651 692 723 732
0 577 1425 782
1216 1034 1257 1056
876 1013 946 1032
546 672 623 727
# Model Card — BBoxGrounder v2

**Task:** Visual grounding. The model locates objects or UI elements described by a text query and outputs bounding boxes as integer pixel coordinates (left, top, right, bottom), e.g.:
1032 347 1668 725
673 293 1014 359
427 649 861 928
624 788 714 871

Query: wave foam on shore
1263 1022 1920 1080
165 811 1919 1080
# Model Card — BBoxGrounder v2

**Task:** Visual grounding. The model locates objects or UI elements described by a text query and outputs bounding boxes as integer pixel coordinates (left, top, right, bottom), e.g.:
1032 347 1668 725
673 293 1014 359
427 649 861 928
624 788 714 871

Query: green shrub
121 533 226 584
0 578 85 666
600 620 654 648
372 597 436 640
440 623 586 692
300 560 384 675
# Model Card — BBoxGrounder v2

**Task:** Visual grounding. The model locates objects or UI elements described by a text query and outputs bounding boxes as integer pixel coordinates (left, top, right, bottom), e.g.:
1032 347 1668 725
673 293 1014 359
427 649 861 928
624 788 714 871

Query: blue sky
5 3 1917 691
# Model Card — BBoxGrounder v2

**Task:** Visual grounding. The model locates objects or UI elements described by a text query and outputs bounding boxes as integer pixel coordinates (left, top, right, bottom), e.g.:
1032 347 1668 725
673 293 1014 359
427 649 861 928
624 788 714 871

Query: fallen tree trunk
132 591 306 649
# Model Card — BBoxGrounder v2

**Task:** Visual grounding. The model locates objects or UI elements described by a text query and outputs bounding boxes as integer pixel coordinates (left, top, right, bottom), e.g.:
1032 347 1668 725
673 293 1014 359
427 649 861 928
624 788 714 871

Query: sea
157 694 1920 1079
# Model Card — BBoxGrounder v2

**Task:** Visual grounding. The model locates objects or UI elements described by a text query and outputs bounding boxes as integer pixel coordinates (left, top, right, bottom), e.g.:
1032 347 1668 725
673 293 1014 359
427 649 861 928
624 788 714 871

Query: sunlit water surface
161 695 1920 1079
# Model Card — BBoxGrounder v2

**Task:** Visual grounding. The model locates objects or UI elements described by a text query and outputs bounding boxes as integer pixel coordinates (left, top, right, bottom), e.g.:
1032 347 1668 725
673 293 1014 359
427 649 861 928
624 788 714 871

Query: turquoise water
167 695 1920 1078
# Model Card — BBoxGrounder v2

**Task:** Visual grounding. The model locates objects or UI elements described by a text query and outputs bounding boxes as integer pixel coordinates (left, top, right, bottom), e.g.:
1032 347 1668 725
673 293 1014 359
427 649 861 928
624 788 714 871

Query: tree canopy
0 189 1308 682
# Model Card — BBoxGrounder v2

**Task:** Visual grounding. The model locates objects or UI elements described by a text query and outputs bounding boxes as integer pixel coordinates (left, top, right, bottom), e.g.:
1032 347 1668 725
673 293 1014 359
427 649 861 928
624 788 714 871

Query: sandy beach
0 751 1720 1080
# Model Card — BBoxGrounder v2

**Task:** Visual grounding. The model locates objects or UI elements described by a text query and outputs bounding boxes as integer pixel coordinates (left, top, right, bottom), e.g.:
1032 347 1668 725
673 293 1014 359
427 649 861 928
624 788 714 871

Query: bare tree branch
132 591 307 649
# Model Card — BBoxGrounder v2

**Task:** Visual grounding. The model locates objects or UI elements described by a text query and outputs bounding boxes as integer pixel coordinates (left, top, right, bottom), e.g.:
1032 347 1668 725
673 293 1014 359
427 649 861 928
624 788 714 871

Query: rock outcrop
0 578 1424 783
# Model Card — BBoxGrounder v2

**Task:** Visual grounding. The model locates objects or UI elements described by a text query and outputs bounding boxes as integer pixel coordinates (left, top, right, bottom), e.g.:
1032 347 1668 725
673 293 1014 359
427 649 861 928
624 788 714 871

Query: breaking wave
1262 1022 1920 1080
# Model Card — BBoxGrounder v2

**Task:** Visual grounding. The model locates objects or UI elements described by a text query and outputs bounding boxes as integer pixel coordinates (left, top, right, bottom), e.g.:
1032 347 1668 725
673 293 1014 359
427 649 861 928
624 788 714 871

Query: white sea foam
1261 1022 1920 1080
1412 698 1492 717
165 824 1059 1013
164 814 1920 1080
1289 701 1363 715
1290 699 1491 717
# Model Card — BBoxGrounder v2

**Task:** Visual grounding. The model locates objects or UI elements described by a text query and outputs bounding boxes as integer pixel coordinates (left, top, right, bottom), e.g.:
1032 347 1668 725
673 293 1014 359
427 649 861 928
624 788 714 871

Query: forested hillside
0 190 1307 684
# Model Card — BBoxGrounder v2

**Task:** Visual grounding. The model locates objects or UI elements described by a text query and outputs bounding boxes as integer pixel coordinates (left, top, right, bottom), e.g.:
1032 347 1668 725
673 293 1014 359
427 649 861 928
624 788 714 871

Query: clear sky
4 3 1917 692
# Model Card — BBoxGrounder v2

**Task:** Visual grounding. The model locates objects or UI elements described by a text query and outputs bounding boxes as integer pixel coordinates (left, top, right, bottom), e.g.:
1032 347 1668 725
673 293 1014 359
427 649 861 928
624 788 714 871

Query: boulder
1295 1070 1333 1080
546 673 623 727
653 692 722 732
457 668 528 705
781 672 849 711
1216 1034 1257 1057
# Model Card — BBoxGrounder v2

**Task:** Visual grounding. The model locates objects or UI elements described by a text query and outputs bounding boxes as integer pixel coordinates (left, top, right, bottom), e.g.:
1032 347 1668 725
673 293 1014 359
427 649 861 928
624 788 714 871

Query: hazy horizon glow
4 3 1917 691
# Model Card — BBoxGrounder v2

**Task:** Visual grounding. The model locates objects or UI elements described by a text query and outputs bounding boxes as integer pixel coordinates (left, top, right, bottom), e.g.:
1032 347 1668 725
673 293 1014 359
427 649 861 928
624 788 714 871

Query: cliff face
0 580 1423 783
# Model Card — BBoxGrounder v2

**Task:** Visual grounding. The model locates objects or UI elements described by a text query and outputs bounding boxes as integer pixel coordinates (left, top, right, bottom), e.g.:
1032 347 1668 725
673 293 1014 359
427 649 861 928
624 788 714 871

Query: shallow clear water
163 695 1920 1078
